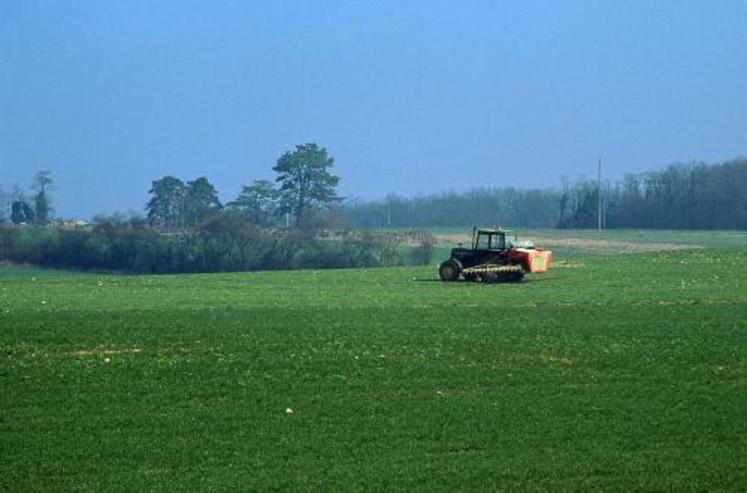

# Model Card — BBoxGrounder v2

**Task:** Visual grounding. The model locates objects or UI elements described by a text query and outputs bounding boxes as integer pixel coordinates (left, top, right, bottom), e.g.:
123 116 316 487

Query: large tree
10 199 35 224
146 176 186 229
227 179 277 226
183 177 222 227
33 171 53 224
273 143 341 227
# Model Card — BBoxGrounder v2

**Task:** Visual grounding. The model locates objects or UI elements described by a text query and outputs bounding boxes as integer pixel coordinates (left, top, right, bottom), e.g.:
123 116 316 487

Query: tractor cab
472 228 516 252
447 228 516 271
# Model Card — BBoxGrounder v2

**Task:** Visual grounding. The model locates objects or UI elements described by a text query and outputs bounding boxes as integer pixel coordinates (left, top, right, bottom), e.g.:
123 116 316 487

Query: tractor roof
476 228 515 235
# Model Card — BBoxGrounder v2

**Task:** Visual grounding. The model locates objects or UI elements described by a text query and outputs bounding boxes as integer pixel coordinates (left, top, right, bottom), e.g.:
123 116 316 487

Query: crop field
2 230 747 490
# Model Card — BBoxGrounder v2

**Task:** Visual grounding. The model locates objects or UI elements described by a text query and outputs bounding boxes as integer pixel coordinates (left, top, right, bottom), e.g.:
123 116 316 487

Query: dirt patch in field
433 233 699 254
530 237 700 254
539 354 575 366
434 233 473 245
512 353 576 366
551 261 586 269
70 348 143 356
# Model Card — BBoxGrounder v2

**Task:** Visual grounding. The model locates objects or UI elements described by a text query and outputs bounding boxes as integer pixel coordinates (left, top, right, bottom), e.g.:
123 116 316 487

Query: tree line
557 158 747 230
0 143 434 273
145 143 341 231
344 158 747 231
3 154 745 233
0 171 54 225
1 153 746 274
344 188 561 229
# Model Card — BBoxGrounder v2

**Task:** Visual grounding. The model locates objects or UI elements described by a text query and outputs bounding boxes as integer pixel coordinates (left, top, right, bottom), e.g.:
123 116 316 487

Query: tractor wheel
439 260 461 281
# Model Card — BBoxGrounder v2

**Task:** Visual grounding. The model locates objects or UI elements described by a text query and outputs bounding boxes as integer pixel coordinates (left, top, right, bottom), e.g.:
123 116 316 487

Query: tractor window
491 235 505 250
476 233 505 250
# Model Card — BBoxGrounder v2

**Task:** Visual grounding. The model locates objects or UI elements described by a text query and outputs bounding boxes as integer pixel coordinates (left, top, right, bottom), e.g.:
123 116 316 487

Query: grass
2 231 747 490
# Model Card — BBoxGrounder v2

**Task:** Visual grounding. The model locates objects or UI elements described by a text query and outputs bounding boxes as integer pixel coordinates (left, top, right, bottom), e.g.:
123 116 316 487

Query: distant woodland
1 153 746 274
347 158 747 230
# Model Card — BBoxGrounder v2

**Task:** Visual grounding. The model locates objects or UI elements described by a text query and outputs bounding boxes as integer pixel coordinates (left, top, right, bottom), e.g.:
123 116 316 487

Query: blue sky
1 0 746 219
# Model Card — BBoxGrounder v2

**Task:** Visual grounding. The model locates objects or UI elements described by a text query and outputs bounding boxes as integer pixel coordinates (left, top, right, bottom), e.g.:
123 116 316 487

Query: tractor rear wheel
439 260 461 281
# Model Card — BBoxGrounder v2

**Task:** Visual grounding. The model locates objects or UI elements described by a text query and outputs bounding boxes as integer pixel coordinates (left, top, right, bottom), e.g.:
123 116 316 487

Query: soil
433 233 699 254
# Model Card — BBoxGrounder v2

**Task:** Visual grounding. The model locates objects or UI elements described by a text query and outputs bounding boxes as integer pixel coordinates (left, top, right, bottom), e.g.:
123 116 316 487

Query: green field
2 231 747 490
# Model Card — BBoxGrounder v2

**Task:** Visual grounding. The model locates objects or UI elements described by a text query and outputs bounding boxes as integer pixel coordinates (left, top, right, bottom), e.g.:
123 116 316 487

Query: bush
0 219 428 274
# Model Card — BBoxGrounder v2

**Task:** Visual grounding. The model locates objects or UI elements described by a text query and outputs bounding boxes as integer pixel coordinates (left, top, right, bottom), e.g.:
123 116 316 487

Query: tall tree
10 200 35 224
146 176 186 230
0 186 9 224
32 171 53 224
183 177 222 227
34 192 50 224
227 180 277 226
273 143 341 227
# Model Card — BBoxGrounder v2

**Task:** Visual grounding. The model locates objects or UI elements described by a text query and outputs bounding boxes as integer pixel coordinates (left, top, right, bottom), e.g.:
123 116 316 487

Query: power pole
597 159 603 232
603 180 608 229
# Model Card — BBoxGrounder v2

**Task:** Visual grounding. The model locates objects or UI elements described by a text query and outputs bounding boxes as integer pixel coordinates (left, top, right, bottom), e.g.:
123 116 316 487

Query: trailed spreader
439 228 551 283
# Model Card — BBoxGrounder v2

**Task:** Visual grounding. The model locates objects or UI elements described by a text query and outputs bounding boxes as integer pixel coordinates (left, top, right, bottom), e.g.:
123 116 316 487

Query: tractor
438 228 551 283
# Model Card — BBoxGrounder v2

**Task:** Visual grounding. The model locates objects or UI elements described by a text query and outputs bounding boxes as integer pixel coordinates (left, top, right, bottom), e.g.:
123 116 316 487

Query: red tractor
439 228 551 283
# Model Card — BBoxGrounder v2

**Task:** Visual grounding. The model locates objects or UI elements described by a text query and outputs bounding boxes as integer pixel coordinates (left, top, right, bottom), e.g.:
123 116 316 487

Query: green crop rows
2 232 747 490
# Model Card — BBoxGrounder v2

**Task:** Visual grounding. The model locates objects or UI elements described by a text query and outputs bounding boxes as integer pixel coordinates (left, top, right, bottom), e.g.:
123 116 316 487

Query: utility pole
603 180 608 230
597 159 603 232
